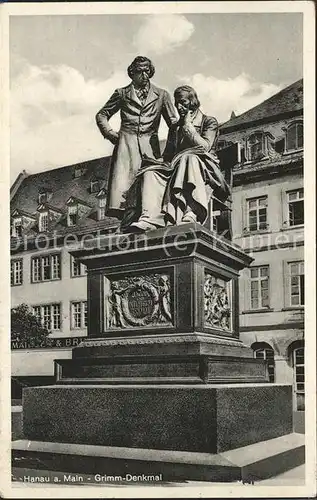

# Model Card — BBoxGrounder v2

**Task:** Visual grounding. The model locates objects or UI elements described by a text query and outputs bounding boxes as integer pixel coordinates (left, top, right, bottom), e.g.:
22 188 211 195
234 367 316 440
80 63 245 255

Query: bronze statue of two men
96 56 230 234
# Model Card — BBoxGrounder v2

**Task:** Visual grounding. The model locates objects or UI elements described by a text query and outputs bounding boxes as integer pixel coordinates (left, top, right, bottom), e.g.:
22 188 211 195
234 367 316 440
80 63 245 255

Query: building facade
10 156 119 392
11 80 304 430
219 79 304 430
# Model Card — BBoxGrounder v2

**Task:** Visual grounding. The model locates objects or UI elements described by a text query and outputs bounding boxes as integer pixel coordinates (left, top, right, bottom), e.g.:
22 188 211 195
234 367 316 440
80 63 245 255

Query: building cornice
240 321 304 332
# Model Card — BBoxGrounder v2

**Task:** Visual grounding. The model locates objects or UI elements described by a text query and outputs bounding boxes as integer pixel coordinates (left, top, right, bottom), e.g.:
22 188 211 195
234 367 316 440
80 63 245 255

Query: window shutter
280 189 288 228
282 260 289 308
242 268 249 314
241 195 248 234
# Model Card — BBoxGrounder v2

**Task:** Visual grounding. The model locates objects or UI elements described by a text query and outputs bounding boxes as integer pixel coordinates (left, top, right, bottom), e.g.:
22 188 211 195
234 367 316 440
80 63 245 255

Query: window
51 254 61 279
287 189 304 226
210 208 221 233
11 259 23 286
71 301 88 329
247 196 268 232
32 306 41 323
288 261 304 306
250 266 270 309
286 122 303 151
247 132 266 161
67 205 78 226
293 347 305 411
71 256 87 277
31 254 61 282
212 214 218 233
12 218 23 238
32 303 61 331
39 212 49 232
74 166 86 178
52 304 61 330
38 192 47 204
97 197 107 221
38 191 52 204
98 207 106 220
254 347 275 382
42 255 51 280
216 140 233 151
90 180 100 193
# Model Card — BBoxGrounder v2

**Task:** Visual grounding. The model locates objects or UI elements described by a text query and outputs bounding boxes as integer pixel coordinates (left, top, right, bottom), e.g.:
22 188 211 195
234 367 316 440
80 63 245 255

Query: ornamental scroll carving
106 274 172 329
204 273 231 331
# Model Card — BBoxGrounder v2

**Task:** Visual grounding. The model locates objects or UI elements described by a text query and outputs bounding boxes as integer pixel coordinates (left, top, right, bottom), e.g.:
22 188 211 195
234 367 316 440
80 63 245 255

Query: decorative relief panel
105 274 172 329
204 273 232 331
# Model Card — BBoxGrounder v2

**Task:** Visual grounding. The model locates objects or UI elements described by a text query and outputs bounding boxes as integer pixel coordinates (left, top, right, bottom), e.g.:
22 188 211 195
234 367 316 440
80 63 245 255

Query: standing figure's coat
96 83 177 216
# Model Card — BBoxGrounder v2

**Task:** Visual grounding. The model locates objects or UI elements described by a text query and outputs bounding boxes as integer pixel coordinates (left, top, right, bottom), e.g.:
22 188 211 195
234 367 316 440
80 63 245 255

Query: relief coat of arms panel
104 273 173 330
204 272 232 332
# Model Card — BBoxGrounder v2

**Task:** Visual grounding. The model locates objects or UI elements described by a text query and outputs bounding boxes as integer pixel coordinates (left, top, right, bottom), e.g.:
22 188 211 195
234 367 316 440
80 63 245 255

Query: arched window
292 346 305 411
286 122 303 151
252 343 275 382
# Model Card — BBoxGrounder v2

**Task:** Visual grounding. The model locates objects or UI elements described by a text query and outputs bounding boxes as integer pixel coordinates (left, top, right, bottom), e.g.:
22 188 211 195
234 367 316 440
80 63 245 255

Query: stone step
12 433 304 483
220 432 305 482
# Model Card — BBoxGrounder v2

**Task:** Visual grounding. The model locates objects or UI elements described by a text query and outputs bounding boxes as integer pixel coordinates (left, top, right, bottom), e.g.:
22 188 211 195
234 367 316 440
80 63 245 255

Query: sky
9 12 303 181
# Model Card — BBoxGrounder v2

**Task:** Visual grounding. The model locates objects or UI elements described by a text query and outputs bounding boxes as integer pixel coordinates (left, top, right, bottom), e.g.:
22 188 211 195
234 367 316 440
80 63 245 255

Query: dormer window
74 166 86 178
38 190 52 204
36 204 62 233
285 122 303 152
68 205 78 226
11 210 36 237
38 192 47 204
247 132 266 161
12 218 23 238
96 188 107 221
66 197 91 227
98 197 107 221
39 212 49 232
90 180 100 193
99 206 106 220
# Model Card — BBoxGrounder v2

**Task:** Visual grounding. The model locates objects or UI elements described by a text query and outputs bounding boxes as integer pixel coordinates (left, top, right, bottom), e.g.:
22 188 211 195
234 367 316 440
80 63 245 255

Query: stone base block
23 383 292 453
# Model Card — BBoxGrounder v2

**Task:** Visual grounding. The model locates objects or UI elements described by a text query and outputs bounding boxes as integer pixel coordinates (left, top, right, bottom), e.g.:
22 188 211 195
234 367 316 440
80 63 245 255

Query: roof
10 156 120 234
221 79 303 131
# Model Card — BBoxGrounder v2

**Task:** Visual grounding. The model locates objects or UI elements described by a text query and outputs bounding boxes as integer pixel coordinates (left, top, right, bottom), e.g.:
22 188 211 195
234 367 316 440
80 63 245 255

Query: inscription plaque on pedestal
105 273 173 330
128 288 154 318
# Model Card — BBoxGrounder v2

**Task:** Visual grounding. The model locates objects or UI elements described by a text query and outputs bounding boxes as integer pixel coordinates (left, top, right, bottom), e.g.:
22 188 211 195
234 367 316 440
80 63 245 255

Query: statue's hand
106 130 119 145
184 110 191 125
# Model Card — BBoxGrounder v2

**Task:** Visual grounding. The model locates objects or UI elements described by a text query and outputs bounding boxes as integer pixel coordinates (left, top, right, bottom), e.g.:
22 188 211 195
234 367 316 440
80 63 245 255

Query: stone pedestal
54 223 268 385
19 224 297 478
